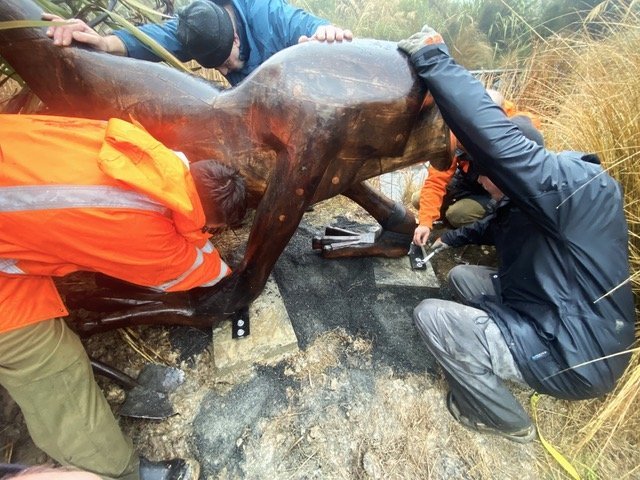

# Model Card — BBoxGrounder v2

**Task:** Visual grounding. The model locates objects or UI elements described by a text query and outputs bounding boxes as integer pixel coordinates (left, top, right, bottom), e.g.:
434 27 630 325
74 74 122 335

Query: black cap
177 0 234 68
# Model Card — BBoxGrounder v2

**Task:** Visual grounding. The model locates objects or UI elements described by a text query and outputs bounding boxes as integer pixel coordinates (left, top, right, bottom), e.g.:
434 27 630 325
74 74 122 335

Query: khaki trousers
444 197 488 227
0 319 139 480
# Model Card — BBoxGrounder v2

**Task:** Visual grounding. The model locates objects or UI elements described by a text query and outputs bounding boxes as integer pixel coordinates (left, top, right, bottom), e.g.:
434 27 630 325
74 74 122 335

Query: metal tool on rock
408 242 446 270
90 358 185 420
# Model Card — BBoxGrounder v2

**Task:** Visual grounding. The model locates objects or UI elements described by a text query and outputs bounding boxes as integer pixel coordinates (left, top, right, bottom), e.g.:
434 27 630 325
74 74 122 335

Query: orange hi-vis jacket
0 115 230 334
418 106 541 228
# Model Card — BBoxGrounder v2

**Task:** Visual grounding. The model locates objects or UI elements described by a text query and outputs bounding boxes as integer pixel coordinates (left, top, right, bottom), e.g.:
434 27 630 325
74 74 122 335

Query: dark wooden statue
0 0 452 332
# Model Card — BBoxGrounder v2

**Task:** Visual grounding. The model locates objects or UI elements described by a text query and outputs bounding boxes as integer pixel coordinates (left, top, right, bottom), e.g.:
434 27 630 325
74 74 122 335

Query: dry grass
0 77 23 111
284 329 358 380
241 328 539 480
491 11 640 480
1 441 13 463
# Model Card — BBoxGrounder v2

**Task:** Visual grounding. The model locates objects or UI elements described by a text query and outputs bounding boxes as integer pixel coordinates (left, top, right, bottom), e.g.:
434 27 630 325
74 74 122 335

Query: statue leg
66 283 212 337
313 181 415 258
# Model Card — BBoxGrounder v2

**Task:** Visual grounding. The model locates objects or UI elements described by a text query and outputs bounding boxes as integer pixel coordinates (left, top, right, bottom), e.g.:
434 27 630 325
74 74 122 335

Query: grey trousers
414 265 532 431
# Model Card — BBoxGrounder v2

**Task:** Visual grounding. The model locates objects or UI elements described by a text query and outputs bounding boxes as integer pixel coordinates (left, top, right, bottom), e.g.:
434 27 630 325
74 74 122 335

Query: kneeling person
0 114 247 479
399 27 635 442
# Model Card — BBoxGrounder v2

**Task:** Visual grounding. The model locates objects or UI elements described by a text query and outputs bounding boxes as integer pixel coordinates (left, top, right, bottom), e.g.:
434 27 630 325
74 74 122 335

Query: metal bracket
408 242 427 270
232 307 250 339
312 225 381 252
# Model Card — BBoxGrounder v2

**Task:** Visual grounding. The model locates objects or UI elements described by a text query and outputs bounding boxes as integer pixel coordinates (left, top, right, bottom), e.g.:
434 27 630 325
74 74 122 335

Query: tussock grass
495 10 640 480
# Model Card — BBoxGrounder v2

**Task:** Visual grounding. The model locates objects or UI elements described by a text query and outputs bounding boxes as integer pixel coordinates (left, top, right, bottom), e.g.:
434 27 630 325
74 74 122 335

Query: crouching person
0 115 247 478
398 28 635 442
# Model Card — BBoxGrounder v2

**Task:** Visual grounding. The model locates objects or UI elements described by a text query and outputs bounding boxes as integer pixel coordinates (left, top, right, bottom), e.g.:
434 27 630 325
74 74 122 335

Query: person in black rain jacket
399 26 635 442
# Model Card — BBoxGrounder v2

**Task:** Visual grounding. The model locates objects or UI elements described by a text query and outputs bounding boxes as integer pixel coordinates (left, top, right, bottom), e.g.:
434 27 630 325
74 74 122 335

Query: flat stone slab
211 276 298 375
372 256 439 288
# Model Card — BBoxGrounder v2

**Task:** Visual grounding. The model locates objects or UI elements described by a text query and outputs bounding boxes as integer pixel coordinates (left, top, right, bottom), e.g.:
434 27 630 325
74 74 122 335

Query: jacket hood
97 118 209 244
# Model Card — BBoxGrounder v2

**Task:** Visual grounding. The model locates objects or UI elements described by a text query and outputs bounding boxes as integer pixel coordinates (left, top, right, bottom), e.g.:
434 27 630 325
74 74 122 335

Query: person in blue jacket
44 0 352 86
398 27 635 442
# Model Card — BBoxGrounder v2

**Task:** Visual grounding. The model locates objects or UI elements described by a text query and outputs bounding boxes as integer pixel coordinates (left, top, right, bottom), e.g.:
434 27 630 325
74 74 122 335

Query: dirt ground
1 197 547 479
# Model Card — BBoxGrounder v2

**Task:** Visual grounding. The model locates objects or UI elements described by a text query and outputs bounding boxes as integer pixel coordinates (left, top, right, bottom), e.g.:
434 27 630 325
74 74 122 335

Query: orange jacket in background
418 152 460 228
0 114 230 334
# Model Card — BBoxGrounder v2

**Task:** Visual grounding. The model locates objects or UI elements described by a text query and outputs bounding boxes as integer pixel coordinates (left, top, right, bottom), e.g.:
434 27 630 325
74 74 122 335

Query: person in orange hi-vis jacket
0 114 247 480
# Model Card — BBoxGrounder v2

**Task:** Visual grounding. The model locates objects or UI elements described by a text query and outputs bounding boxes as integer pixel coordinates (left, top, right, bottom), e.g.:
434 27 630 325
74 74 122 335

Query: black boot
0 463 28 477
139 457 200 480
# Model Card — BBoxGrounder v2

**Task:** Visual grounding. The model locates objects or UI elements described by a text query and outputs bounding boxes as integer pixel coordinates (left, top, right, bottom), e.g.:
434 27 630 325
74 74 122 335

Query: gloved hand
430 238 450 252
398 25 444 56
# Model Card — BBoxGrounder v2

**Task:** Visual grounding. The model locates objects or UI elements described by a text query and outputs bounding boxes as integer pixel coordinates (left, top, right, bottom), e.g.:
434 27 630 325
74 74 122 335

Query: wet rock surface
274 219 439 374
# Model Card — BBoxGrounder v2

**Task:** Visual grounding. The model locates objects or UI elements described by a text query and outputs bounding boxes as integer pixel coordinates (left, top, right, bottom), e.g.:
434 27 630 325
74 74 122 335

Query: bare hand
42 12 111 51
413 225 431 246
298 25 353 44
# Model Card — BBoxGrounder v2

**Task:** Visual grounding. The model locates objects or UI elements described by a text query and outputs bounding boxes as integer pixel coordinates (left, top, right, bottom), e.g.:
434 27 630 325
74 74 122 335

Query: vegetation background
0 0 639 478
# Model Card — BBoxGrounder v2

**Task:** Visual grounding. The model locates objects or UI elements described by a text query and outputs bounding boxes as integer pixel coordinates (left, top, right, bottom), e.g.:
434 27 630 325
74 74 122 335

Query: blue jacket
412 43 635 400
114 0 328 85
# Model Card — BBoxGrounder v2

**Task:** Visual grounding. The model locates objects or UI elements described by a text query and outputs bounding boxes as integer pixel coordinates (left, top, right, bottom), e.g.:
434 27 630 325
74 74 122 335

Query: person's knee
413 298 450 337
446 265 467 288
414 299 434 327
445 199 485 227
414 299 476 356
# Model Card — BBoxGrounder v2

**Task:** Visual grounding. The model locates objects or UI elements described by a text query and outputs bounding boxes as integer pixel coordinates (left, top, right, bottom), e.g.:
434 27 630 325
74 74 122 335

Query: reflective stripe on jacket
0 115 230 333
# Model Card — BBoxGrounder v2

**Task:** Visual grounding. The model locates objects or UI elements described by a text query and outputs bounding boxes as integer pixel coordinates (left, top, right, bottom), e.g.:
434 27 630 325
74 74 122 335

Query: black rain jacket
410 43 635 399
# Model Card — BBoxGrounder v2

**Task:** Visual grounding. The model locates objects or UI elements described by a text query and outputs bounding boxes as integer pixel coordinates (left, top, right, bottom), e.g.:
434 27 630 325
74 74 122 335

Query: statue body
0 0 450 330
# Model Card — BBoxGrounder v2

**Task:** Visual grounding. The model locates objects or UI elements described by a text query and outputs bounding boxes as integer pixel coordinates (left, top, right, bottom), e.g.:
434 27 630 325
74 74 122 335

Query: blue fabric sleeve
265 0 329 47
112 19 192 63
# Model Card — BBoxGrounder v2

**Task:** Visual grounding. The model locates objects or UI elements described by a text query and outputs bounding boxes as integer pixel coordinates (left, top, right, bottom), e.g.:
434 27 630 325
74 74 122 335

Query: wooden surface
0 0 452 330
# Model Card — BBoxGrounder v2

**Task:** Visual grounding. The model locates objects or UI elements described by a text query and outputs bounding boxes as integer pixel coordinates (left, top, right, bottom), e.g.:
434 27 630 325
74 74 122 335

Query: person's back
0 114 232 331
441 147 634 396
506 149 633 395
217 0 330 84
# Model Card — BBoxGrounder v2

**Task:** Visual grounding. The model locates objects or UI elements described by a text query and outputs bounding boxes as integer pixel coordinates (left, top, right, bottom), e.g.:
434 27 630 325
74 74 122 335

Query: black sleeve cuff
409 43 450 65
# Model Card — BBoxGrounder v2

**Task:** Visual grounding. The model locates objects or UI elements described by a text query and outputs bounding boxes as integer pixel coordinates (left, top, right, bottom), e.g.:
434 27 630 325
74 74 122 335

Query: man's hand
413 225 431 247
42 13 126 54
298 25 353 44
398 24 444 56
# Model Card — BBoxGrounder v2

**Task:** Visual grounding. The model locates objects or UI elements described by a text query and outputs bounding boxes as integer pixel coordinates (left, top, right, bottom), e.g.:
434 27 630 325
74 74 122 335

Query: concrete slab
372 256 439 288
211 276 298 375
